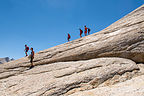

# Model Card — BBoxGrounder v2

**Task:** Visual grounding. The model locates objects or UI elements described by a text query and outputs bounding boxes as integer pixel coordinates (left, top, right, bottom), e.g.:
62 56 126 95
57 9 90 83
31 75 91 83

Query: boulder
3 4 144 69
32 4 144 65
0 58 138 96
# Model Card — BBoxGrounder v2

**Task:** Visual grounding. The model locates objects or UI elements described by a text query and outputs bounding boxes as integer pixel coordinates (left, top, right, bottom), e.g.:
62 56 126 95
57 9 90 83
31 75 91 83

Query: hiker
79 28 83 38
29 47 34 69
84 25 88 36
88 28 91 35
24 45 29 56
67 33 71 41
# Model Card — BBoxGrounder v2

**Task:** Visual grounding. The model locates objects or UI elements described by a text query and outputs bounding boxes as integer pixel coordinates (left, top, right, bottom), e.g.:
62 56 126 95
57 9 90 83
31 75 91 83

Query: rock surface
0 58 138 96
69 75 144 96
0 4 144 96
3 4 144 69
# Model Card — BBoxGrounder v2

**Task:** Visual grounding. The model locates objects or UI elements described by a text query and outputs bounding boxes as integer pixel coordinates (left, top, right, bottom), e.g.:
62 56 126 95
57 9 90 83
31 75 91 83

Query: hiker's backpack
88 28 90 32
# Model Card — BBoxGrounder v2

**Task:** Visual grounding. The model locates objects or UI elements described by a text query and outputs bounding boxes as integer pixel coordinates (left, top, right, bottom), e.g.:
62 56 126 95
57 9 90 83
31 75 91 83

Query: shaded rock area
0 4 144 96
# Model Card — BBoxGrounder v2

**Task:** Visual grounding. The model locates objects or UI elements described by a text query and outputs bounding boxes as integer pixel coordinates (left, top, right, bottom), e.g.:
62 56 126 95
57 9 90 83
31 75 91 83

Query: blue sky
0 0 143 59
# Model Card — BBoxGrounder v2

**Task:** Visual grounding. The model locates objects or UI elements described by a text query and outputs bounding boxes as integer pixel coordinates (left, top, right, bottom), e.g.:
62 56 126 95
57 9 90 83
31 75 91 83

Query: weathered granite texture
69 75 144 96
0 58 138 96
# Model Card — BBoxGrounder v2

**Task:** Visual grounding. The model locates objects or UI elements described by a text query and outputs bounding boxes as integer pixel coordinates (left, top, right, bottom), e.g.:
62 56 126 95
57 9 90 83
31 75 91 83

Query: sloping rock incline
0 58 138 96
35 4 144 64
3 4 144 69
69 75 144 96
0 4 144 96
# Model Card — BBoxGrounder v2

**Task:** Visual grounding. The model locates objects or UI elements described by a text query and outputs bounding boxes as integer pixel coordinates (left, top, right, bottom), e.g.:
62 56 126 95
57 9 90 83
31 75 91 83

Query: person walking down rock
29 47 34 69
67 33 71 41
24 45 29 56
79 28 83 38
84 25 88 36
88 28 91 35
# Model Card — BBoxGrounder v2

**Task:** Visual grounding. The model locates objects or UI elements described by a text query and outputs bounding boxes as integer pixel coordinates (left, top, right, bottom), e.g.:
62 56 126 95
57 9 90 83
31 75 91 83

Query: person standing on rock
88 28 91 35
67 33 71 41
79 28 83 38
29 47 35 69
24 45 29 56
84 25 88 36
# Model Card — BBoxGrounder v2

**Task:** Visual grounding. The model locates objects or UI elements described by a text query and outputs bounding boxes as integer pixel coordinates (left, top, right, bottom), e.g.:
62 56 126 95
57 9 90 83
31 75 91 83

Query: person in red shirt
67 33 71 41
79 28 83 38
24 45 29 56
84 25 88 36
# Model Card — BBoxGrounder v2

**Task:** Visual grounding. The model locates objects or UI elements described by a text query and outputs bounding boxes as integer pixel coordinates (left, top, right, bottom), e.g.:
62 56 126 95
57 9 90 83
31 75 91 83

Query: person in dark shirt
29 47 34 69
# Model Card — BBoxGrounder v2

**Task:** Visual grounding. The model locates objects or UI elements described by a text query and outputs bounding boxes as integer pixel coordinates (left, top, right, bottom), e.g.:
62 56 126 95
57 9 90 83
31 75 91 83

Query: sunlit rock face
0 4 144 96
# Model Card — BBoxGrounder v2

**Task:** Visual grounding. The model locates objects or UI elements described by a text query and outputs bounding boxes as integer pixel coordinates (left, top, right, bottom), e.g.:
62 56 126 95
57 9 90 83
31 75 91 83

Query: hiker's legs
85 31 87 36
31 62 33 66
88 31 90 35
68 37 70 41
80 33 82 38
25 51 28 56
30 57 34 66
